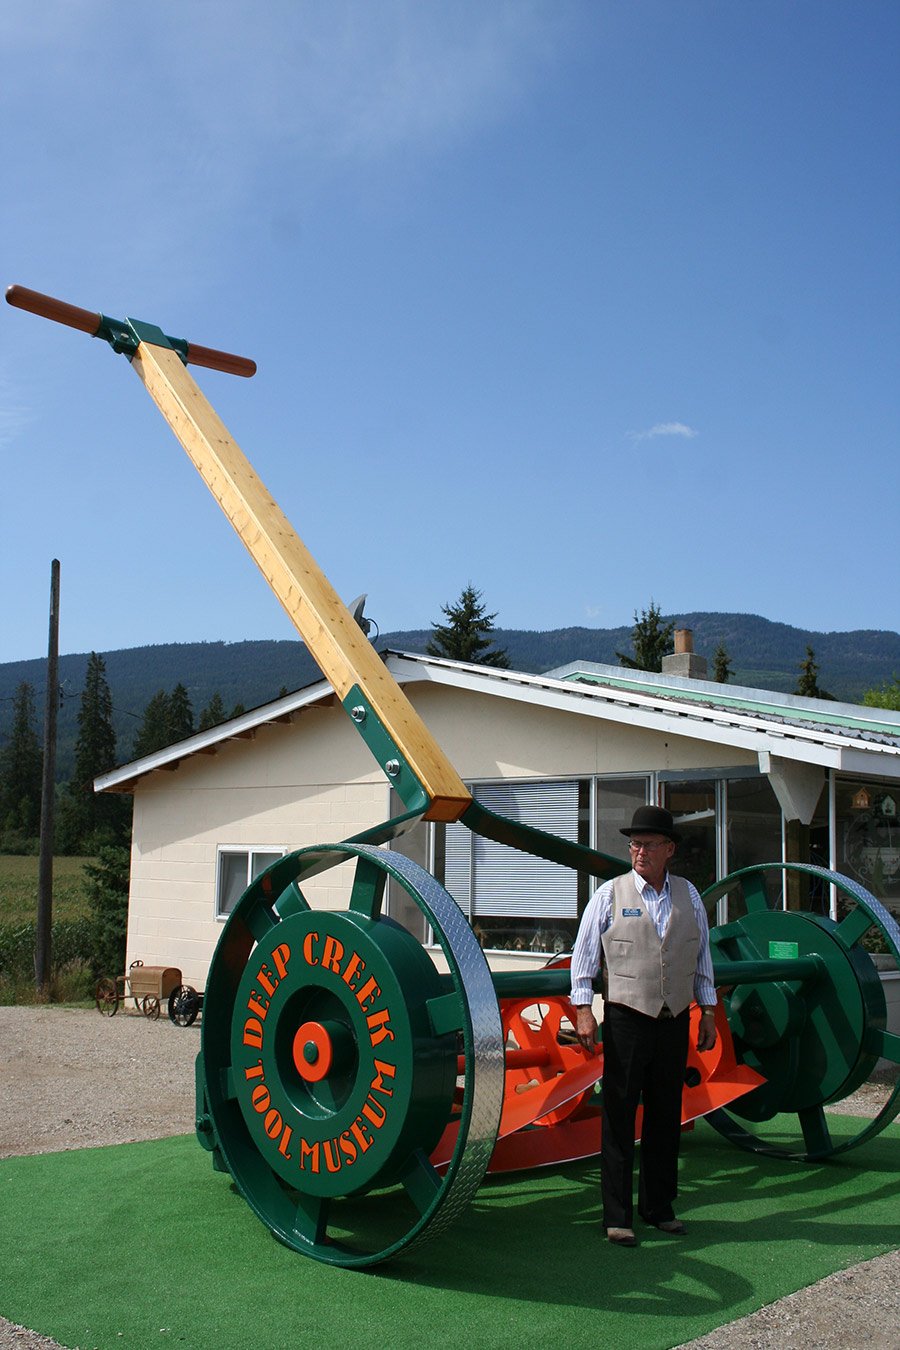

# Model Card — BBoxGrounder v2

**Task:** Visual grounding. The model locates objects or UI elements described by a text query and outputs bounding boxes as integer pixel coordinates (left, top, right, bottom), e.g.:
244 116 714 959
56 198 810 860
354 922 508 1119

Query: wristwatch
700 1007 716 1017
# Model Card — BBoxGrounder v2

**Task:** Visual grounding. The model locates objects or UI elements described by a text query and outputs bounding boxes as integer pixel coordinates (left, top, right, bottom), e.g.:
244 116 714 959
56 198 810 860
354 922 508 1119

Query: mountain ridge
2 612 898 779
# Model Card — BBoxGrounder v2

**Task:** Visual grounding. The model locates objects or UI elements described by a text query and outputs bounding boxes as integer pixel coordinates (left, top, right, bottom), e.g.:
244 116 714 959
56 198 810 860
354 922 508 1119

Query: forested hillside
2 615 899 780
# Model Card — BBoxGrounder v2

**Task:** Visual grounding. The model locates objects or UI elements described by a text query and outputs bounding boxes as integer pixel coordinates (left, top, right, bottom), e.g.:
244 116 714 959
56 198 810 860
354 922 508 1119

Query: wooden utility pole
35 559 60 995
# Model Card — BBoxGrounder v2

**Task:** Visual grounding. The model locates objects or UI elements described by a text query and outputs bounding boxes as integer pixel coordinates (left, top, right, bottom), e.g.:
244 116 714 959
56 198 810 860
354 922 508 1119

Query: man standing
570 805 717 1246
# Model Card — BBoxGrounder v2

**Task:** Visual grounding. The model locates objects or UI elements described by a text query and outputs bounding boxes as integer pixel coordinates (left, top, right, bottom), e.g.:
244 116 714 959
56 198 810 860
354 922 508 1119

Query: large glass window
663 779 718 894
216 847 285 919
835 779 900 922
595 777 650 863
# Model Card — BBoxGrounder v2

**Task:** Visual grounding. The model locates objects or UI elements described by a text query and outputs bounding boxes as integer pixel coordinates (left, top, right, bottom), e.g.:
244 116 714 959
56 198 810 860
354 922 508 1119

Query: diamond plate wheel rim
702 863 900 1160
197 841 504 1267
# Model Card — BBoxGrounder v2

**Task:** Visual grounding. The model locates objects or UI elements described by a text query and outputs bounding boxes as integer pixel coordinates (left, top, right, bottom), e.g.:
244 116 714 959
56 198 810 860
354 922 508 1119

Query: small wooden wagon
94 960 182 1020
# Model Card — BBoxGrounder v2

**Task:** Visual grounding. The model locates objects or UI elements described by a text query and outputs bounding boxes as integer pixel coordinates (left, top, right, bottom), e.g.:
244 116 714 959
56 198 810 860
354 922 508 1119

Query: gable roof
95 650 900 794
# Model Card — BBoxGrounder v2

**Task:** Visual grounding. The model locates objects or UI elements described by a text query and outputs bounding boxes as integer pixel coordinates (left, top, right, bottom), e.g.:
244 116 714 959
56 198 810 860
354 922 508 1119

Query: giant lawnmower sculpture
8 285 900 1268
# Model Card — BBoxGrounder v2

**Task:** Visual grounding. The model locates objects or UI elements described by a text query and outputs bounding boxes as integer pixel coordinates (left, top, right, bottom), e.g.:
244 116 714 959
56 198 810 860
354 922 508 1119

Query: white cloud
629 422 698 442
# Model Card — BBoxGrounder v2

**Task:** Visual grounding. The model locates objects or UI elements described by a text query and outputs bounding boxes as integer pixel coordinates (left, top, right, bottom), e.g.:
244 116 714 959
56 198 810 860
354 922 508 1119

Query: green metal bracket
93 311 189 364
341 684 431 817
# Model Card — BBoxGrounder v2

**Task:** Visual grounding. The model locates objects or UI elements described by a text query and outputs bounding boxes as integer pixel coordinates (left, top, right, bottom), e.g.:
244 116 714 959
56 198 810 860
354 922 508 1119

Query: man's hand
697 1009 718 1053
574 1004 599 1055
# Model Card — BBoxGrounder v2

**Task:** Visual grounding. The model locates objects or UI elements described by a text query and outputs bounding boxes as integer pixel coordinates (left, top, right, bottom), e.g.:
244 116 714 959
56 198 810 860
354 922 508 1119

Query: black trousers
600 1002 690 1229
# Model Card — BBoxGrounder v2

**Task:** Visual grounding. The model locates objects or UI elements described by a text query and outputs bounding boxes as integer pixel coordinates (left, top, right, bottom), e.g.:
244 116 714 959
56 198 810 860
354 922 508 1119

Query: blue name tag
621 907 642 917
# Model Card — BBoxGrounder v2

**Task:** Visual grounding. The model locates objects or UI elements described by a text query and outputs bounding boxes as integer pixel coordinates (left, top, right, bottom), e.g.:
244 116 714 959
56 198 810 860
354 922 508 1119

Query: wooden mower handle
5 284 256 378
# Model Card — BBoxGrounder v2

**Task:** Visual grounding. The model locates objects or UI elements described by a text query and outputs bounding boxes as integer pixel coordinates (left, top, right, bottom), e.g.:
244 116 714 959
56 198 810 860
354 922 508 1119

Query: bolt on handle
6 283 257 378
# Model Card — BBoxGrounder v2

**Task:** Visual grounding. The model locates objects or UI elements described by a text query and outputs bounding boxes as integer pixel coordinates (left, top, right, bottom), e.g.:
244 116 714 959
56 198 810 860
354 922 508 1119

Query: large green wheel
702 864 900 1159
196 844 504 1267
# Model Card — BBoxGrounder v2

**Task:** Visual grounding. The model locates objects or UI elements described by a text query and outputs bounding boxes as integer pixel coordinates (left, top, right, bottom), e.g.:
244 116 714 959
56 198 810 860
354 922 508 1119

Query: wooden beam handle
6 283 257 378
185 342 257 379
6 284 100 335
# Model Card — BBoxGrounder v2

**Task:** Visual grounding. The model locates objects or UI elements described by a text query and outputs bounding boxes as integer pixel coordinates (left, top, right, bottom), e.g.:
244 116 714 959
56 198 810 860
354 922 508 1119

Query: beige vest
601 873 700 1017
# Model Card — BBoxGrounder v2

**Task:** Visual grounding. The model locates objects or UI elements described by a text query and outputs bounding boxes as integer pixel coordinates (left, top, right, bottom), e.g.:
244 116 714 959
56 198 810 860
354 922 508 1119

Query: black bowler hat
620 804 679 843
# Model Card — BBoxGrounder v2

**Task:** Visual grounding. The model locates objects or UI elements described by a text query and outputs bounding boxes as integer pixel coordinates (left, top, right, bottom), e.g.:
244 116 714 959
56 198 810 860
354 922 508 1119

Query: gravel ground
0 1006 897 1350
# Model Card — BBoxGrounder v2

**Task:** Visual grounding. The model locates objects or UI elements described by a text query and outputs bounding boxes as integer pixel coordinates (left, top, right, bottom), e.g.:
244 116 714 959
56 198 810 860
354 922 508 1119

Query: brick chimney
662 627 708 679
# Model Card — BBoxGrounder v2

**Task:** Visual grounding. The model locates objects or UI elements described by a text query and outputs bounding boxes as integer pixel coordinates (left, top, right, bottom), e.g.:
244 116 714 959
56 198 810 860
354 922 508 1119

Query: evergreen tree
83 842 131 978
712 643 733 684
862 676 900 712
0 681 43 844
795 645 834 700
198 692 227 730
168 683 194 741
616 602 675 673
58 653 121 851
796 645 822 698
426 584 510 668
132 690 172 759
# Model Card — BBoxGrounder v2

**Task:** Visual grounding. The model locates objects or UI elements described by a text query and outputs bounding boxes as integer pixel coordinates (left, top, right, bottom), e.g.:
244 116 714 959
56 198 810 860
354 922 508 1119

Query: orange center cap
293 1020 333 1082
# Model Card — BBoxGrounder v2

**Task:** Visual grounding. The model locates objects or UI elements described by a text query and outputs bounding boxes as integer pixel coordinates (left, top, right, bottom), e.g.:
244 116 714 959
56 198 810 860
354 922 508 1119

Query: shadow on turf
364 1122 899 1317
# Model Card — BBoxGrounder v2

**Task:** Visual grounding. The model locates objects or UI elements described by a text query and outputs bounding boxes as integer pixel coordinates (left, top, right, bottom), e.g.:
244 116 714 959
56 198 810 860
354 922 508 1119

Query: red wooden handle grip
6 283 257 378
6 284 100 335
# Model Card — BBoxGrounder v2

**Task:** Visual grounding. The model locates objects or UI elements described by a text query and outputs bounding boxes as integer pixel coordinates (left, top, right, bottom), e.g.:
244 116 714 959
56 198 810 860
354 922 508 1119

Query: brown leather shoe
654 1219 687 1235
606 1226 637 1246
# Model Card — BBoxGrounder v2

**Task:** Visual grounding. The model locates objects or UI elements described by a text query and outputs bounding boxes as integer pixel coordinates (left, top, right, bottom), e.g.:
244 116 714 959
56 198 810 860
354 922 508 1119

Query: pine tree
132 690 172 759
426 584 510 667
796 645 822 698
616 602 675 673
712 643 733 684
0 681 43 843
198 692 227 730
58 653 122 851
168 683 194 741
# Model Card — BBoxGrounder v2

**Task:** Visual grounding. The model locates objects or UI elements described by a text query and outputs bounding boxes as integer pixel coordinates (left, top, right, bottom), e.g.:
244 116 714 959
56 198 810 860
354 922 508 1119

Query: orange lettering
342 951 365 991
339 1131 358 1163
272 943 290 980
362 1094 387 1128
247 992 269 1020
242 1017 264 1049
299 1138 320 1174
303 932 319 965
367 1007 395 1046
256 964 277 997
323 1138 342 1173
278 1125 293 1158
322 936 344 974
350 1117 374 1154
251 1083 271 1113
356 975 381 1012
371 1060 396 1096
264 1108 283 1139
244 1060 264 1081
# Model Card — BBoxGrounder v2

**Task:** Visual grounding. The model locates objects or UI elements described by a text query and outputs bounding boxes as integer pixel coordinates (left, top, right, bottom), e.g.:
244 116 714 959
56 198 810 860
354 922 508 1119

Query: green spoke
742 875 770 913
348 856 387 919
868 1028 900 1065
399 1150 443 1215
293 1191 330 1247
798 1105 832 1157
275 881 309 918
836 904 873 948
427 990 465 1036
245 902 277 943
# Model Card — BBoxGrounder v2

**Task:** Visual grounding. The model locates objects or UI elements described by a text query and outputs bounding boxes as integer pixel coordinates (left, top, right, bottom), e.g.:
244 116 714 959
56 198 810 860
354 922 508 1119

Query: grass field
0 854 94 924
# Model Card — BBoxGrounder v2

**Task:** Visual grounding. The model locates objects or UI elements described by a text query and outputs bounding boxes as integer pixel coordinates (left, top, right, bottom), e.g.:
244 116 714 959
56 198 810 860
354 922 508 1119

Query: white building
97 650 900 993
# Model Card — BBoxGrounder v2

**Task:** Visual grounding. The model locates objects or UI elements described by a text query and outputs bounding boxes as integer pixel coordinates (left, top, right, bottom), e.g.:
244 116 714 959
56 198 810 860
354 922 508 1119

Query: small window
216 848 285 919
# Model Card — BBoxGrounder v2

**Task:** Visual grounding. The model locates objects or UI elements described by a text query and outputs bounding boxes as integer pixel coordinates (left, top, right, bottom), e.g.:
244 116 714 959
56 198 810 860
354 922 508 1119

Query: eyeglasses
628 840 669 854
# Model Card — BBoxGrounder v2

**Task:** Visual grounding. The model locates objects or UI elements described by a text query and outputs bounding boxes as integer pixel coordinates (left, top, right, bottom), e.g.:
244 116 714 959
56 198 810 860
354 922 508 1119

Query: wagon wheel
196 843 504 1268
702 863 900 1160
94 978 118 1016
141 996 161 1021
168 984 201 1027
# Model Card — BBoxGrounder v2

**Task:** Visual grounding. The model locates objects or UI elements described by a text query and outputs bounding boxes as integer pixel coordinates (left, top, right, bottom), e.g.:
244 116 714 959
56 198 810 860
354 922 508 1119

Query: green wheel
196 843 504 1267
702 864 900 1159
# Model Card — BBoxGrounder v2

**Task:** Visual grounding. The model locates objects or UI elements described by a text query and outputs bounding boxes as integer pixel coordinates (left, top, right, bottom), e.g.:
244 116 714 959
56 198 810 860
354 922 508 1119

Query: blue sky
2 1 897 666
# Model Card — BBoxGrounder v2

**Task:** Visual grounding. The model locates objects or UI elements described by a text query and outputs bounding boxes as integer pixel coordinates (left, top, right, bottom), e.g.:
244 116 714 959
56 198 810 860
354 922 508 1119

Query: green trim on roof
563 671 900 739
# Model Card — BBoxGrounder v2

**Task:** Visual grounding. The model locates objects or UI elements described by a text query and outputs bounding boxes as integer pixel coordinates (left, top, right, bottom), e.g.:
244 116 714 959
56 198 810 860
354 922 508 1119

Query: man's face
628 833 675 886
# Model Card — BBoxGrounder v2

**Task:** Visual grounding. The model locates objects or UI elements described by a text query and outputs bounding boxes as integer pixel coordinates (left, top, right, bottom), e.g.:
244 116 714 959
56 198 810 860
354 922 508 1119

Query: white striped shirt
569 870 717 1009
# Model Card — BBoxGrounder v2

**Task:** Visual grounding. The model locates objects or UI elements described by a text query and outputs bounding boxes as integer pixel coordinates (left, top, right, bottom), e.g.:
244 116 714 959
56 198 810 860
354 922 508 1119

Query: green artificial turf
1 1117 898 1350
